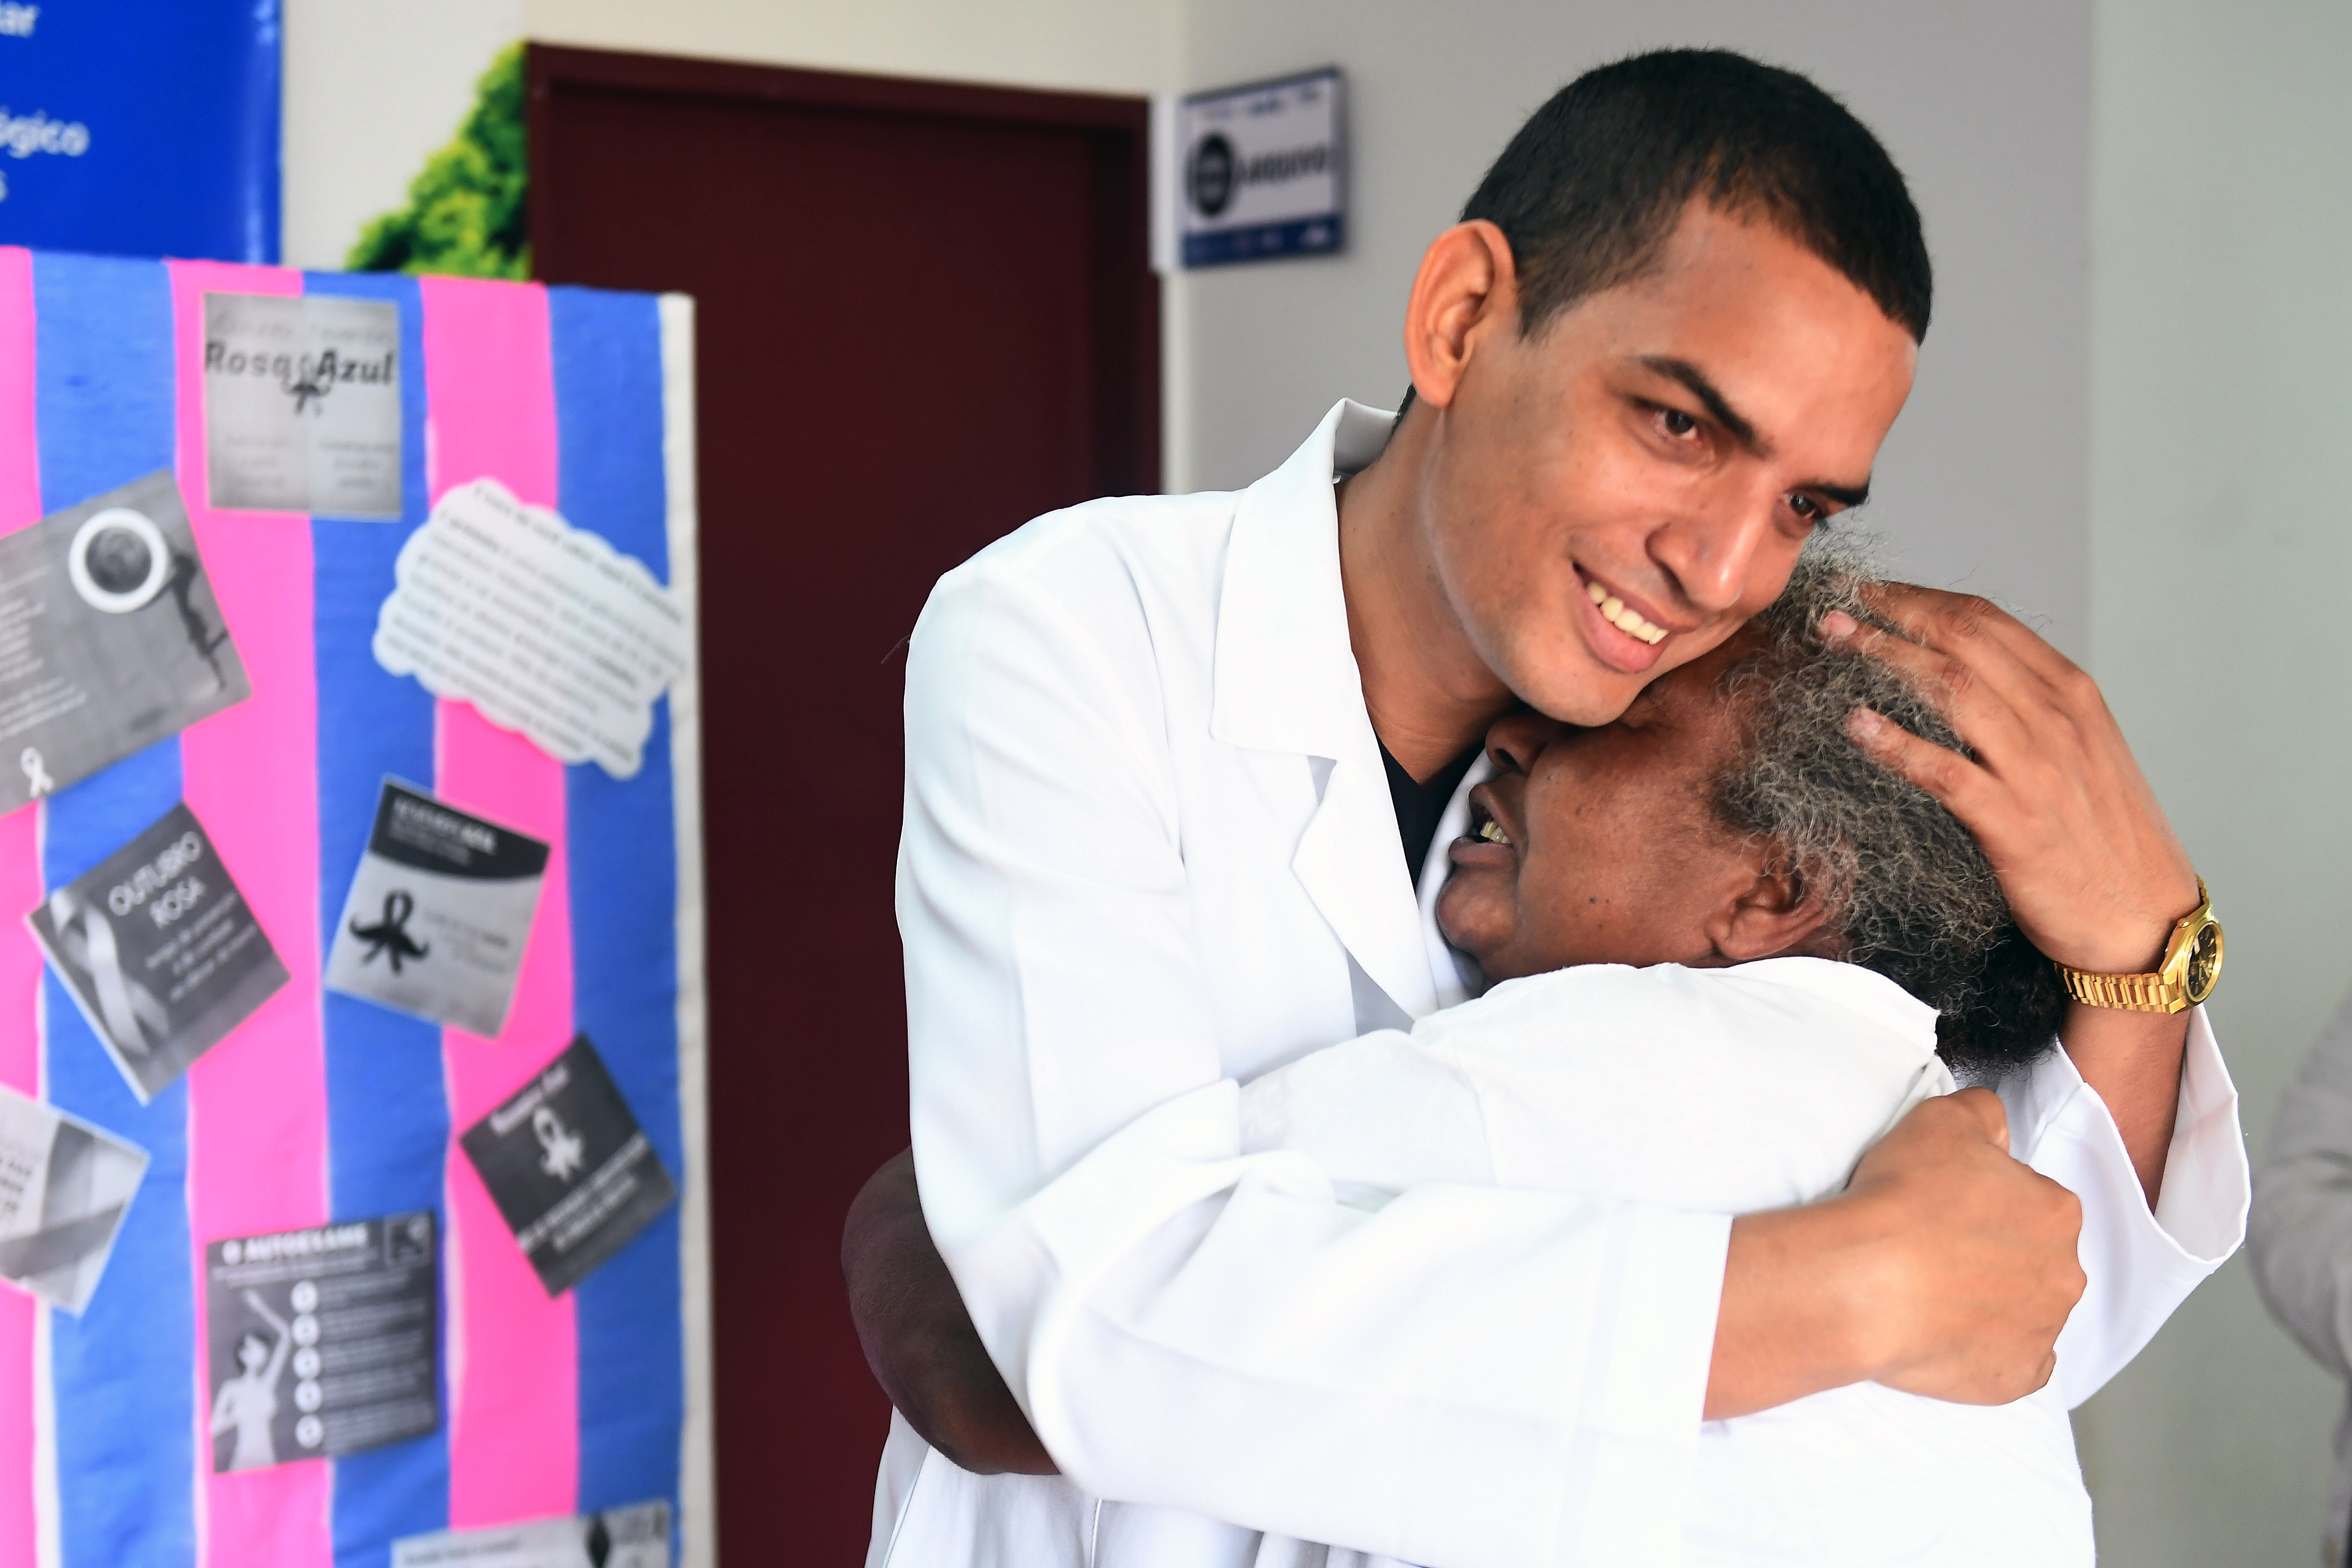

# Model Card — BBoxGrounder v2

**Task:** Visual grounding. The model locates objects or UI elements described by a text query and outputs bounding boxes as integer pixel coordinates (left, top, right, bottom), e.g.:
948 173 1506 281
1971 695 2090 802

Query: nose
1485 709 1567 777
1648 493 1779 616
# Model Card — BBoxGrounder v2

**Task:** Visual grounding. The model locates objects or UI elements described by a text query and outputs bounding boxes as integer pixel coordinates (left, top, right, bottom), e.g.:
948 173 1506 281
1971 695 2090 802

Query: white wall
280 0 527 270
2069 0 2352 1561
1170 0 2093 653
521 0 1175 98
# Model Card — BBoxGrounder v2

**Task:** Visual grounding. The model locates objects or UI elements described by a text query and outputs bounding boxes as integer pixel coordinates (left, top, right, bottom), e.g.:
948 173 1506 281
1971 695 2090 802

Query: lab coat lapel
1211 400 1438 1021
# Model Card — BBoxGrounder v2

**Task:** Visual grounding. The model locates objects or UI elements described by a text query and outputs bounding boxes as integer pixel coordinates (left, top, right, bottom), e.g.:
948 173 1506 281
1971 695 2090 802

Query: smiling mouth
1467 795 1513 847
1584 577 1670 645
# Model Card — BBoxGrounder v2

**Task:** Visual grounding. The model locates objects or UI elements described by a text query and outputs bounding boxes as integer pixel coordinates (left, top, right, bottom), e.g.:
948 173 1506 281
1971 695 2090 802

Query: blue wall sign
0 0 281 262
1180 68 1344 269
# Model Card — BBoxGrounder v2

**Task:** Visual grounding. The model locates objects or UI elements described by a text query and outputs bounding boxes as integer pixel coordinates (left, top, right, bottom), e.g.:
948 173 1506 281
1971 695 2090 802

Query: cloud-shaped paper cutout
375 478 688 779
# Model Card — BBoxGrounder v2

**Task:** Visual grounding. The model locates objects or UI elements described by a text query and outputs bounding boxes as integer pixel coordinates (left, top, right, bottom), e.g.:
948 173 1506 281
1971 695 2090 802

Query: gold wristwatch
2053 878 2223 1013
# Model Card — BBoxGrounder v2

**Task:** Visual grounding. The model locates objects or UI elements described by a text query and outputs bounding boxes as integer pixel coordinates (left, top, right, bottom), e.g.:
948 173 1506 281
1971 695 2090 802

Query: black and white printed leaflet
0 471 252 814
460 1035 676 1296
27 800 289 1102
325 779 550 1037
204 1211 439 1473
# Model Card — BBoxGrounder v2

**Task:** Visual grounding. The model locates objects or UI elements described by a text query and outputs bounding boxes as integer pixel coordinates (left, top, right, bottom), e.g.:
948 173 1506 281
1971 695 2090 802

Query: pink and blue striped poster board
0 250 713 1568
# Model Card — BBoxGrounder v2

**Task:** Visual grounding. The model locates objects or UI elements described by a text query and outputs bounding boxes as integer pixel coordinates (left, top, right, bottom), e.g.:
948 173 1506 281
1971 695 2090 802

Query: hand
1821 584 2197 974
1840 1089 2086 1399
841 1149 1057 1475
1709 1089 2084 1417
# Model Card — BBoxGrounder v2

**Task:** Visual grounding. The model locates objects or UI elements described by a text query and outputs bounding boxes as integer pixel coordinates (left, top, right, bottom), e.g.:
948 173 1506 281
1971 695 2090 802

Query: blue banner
0 0 281 263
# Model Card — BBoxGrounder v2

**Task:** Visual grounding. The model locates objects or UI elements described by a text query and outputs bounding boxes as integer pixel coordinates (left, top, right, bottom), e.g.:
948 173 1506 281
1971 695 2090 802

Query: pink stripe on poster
167 260 335 1568
0 245 43 1568
419 274 578 1527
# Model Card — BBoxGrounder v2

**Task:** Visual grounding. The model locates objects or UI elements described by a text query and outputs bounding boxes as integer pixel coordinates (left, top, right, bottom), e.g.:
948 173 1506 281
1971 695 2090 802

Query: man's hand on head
1820 583 2196 975
1708 1088 2085 1418
1821 583 2197 1202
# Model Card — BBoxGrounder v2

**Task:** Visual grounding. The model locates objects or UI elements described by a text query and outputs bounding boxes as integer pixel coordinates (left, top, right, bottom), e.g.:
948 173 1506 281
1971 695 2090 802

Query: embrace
848 49 2248 1568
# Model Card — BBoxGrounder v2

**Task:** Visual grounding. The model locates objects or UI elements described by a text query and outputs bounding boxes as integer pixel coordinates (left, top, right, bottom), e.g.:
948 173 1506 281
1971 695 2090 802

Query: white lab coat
2249 986 2352 1566
875 400 2249 1568
1240 955 2140 1568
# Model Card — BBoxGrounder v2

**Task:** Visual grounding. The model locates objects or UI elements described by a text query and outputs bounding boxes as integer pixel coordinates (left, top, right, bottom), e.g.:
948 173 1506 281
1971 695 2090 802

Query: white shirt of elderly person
868 49 2247 1568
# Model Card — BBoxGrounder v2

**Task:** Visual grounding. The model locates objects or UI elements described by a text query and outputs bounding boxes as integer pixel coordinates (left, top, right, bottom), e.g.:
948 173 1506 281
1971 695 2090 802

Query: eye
1659 407 1699 438
1787 493 1823 523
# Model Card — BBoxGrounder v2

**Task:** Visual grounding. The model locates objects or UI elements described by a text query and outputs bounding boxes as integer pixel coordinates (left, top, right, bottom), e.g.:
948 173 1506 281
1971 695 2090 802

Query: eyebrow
1639 355 1765 452
1637 354 1872 512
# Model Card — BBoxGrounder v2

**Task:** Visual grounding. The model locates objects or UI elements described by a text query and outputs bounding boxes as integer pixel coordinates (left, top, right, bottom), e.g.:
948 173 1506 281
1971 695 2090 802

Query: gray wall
1169 0 2093 653
2073 0 2352 1561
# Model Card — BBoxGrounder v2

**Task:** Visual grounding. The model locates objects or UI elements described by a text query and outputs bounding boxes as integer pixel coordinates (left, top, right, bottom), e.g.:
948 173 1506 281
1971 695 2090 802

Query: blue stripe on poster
304 270 449 1568
547 287 686 1521
30 252 196 1568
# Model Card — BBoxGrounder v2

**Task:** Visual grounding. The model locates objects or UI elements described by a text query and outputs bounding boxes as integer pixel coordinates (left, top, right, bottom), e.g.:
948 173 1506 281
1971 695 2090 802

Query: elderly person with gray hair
2251 996 2352 1566
1222 553 2237 1567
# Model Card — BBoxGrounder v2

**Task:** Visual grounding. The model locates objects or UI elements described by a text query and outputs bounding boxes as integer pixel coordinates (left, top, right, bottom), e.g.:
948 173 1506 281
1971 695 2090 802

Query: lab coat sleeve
1999 1007 2249 1408
900 551 1729 1568
2249 988 2352 1382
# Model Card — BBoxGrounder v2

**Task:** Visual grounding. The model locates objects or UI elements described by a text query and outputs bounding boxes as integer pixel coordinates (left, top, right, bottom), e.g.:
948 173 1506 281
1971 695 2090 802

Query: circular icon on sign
1190 132 1237 218
295 1415 324 1449
290 1280 318 1313
294 1346 321 1379
295 1378 323 1413
291 1313 320 1348
68 508 171 614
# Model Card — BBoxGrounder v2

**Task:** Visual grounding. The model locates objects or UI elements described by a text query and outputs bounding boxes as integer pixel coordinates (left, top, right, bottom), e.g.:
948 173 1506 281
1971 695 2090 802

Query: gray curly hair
1710 542 2066 1075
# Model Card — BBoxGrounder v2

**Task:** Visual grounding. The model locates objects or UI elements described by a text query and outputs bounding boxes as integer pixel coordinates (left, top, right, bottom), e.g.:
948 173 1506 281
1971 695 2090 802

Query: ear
1703 856 1837 964
1401 220 1519 411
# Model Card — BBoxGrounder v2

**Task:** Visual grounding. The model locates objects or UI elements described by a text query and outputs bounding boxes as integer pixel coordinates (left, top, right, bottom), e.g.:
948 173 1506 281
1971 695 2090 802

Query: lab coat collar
1210 398 1396 759
1213 399 1439 1019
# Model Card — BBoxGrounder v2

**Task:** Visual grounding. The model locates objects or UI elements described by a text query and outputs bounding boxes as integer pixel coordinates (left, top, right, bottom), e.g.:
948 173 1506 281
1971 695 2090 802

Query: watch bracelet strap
2056 964 2186 1014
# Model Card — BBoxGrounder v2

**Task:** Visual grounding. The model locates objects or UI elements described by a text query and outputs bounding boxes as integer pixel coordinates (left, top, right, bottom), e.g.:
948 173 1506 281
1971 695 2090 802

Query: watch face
2183 921 2223 1005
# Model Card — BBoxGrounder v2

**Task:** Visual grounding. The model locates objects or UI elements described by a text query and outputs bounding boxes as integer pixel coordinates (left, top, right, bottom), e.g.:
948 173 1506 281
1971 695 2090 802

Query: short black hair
1464 49 1931 343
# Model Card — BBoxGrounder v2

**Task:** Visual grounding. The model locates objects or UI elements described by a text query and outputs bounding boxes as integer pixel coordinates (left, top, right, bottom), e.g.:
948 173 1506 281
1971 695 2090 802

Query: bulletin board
0 250 712 1568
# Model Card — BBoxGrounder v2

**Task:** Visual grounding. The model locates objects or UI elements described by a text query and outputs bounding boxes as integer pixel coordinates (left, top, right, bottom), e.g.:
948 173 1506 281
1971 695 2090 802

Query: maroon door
528 46 1158 1559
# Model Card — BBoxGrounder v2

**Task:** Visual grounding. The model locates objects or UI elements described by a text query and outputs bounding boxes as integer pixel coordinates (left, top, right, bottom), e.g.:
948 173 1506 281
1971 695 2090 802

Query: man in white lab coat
853 49 2243 1568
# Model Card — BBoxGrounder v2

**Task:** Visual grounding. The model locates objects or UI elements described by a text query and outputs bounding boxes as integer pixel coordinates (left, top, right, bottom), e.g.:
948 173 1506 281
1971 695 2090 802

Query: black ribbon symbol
349 890 430 973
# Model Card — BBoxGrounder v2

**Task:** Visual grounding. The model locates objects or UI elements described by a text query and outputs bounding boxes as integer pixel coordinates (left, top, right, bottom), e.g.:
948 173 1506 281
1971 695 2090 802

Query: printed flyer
202 292 403 517
0 471 252 814
0 1083 147 1314
392 1501 670 1568
460 1035 676 1296
204 1211 440 1472
27 800 289 1102
325 779 550 1037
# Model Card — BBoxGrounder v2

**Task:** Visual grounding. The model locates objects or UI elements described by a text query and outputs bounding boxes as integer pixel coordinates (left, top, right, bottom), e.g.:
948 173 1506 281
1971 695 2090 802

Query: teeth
1478 818 1511 845
1585 577 1669 645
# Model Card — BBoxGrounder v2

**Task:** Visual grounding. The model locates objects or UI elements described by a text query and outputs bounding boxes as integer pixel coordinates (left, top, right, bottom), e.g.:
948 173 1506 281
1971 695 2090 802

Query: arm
1827 588 2248 1404
2250 988 2352 1380
245 1290 294 1383
1827 588 2200 1203
242 1288 289 1337
842 1149 1054 1475
1228 966 2083 1420
850 1090 2082 1448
